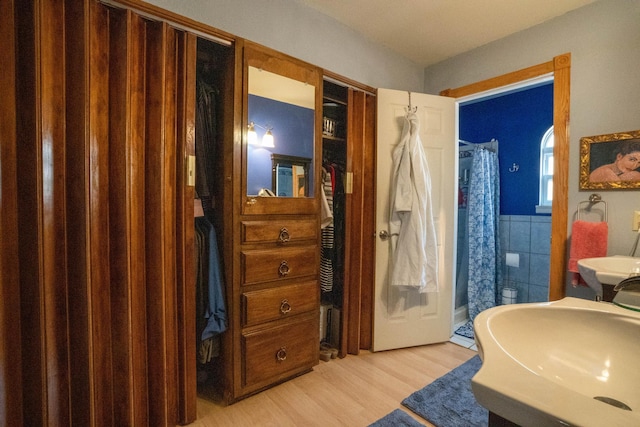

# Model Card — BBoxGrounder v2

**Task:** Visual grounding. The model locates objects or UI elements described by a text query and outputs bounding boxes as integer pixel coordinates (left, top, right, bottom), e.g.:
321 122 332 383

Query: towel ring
577 193 607 222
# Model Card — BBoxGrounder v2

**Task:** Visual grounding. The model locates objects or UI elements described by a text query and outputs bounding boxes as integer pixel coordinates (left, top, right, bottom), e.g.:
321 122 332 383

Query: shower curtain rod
459 139 498 154
459 138 498 146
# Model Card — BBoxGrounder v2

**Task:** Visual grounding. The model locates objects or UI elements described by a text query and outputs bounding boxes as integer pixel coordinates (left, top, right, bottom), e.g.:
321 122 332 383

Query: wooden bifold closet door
2 0 198 425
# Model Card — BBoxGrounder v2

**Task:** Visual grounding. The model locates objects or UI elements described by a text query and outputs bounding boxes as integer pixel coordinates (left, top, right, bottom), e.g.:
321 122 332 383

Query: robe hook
406 91 417 113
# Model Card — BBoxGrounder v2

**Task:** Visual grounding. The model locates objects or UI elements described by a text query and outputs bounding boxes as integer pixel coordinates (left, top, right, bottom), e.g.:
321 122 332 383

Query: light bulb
248 122 258 145
262 129 274 148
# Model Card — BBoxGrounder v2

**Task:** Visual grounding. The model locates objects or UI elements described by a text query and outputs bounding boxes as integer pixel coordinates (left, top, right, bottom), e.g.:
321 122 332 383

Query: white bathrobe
389 112 438 292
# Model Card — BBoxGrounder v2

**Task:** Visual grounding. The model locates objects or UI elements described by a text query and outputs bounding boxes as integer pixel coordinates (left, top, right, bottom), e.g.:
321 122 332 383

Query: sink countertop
472 298 640 427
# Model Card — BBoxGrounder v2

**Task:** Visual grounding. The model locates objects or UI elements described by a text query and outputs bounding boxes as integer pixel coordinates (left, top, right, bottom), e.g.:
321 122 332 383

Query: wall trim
441 53 571 301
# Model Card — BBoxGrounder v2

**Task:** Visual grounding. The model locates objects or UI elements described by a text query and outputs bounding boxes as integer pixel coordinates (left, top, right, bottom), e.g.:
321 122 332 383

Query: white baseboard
454 305 469 327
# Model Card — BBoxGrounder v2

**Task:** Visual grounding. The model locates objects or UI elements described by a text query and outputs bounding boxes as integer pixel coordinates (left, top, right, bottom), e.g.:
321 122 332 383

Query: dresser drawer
242 280 318 326
243 317 318 387
241 219 318 244
241 245 318 285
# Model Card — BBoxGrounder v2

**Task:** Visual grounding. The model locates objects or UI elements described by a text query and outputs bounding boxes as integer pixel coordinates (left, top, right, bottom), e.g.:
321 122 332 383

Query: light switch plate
633 211 640 231
345 172 353 194
187 155 196 187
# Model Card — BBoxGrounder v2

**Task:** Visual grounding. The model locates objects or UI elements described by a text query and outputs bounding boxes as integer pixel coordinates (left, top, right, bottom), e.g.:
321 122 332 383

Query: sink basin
473 297 640 426
578 255 640 296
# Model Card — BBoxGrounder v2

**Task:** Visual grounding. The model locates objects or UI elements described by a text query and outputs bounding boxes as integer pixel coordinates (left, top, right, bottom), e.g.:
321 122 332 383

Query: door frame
440 53 571 301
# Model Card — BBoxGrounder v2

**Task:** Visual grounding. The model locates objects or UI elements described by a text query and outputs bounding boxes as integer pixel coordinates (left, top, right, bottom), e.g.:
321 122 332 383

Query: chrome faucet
612 276 640 311
629 229 640 256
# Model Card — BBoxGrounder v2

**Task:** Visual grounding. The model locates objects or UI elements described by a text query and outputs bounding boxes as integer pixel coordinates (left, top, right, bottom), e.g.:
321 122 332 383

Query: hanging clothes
389 112 438 293
320 166 335 293
330 164 346 304
320 176 333 228
195 216 227 363
467 146 501 321
195 77 219 212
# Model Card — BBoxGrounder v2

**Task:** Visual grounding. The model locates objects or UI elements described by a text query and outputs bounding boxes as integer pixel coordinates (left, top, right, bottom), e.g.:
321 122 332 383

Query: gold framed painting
579 129 640 190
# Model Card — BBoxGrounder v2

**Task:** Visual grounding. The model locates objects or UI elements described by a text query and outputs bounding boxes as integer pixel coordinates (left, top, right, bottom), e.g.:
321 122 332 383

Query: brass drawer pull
278 260 290 277
276 347 287 361
280 299 292 315
278 227 290 243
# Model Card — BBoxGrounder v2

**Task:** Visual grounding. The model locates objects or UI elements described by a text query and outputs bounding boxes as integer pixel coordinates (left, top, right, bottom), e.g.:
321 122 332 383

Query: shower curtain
455 146 501 339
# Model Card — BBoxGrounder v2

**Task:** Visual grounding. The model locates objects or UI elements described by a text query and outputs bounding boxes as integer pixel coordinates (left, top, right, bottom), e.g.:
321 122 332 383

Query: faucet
612 276 640 311
629 228 640 256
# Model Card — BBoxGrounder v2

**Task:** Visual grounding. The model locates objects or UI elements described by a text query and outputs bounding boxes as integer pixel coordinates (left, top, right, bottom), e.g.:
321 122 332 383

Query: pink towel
568 220 608 286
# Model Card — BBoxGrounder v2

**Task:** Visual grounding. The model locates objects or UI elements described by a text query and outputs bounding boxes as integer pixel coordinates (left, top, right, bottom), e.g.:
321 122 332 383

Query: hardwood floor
188 342 476 426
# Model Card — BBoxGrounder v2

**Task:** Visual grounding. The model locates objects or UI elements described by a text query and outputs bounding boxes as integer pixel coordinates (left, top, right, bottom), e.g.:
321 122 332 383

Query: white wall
148 0 640 296
424 0 640 296
144 0 424 91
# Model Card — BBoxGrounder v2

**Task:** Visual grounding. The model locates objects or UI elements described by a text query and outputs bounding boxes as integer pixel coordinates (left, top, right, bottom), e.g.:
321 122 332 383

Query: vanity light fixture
247 121 275 148
262 128 275 148
247 122 259 146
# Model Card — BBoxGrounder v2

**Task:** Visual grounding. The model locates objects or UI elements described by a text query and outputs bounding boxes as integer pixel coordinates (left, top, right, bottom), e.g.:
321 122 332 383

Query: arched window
536 126 554 214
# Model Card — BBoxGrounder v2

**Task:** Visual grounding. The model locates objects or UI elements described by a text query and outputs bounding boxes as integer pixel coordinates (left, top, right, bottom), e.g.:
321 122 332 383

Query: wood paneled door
1 0 215 425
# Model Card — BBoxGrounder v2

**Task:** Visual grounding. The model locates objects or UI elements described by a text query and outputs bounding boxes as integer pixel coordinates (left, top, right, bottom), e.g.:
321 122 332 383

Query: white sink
578 255 640 296
473 297 640 427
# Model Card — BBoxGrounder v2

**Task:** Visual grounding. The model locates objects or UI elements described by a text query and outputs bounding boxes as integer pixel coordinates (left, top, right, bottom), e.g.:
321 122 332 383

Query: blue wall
460 83 553 215
247 95 315 195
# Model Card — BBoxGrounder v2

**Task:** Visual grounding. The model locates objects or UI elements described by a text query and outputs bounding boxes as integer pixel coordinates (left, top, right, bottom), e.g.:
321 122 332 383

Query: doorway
452 80 554 339
440 53 571 308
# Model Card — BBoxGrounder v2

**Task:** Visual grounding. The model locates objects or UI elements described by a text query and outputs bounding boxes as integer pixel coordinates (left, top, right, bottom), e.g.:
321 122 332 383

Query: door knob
379 230 398 241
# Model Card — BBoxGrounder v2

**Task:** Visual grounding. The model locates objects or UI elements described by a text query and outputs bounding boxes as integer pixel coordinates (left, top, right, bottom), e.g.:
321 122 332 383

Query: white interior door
373 88 456 351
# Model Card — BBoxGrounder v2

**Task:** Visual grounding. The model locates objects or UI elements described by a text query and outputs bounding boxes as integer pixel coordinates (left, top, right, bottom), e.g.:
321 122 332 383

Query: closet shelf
323 95 347 106
323 135 346 143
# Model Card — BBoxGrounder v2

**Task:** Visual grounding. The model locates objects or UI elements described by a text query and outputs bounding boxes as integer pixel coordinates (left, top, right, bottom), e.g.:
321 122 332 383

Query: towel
568 220 608 286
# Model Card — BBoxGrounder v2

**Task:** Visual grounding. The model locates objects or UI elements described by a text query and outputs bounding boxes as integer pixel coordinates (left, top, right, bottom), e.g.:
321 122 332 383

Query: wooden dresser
223 41 323 402
239 218 320 390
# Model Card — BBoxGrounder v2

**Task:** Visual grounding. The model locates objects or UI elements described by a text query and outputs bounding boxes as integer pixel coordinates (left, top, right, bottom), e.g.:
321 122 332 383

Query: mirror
272 154 311 197
246 66 316 197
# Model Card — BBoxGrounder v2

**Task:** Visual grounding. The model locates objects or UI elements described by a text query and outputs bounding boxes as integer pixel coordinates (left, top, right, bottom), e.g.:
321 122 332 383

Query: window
536 126 554 214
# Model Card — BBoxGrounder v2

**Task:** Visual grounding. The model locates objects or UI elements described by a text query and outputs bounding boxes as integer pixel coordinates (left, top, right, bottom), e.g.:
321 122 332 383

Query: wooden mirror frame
241 42 322 215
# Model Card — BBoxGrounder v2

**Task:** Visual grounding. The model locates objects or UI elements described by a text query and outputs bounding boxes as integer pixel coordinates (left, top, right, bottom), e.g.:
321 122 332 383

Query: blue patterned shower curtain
467 147 502 321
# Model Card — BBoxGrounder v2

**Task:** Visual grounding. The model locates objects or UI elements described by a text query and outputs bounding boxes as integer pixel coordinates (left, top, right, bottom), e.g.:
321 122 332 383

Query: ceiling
294 0 596 67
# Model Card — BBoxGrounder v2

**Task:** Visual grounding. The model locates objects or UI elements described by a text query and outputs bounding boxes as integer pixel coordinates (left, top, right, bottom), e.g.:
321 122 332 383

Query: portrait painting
579 130 640 190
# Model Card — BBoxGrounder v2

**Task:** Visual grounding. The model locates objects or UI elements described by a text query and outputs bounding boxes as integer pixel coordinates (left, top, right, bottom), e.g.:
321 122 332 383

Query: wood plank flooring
189 342 476 426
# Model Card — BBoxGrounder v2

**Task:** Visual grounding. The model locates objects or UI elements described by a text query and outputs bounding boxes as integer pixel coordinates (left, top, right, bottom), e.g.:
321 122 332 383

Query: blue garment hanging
195 216 227 340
